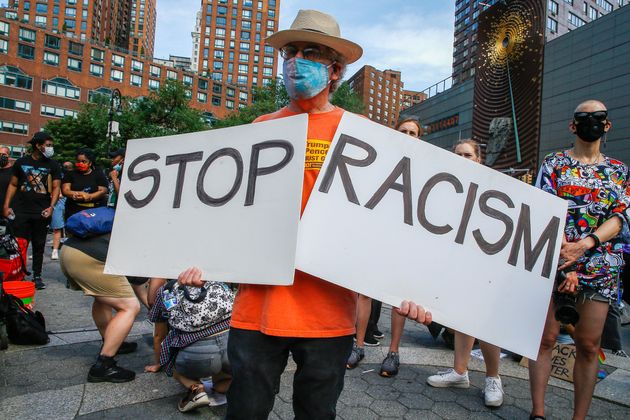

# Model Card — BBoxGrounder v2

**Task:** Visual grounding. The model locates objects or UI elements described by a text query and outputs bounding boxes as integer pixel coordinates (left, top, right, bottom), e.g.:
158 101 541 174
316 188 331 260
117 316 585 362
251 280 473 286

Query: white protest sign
297 113 567 359
105 114 308 285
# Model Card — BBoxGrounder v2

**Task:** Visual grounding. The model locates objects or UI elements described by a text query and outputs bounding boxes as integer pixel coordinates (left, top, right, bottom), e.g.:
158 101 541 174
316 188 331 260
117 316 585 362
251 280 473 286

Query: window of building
564 0 573 4
167 70 178 80
589 6 599 19
67 57 82 71
0 121 28 135
40 105 77 118
90 48 104 62
42 77 81 99
183 75 193 86
568 12 586 27
110 69 124 82
149 79 160 90
548 0 558 14
263 56 273 66
130 74 142 87
215 39 225 48
238 64 248 74
242 10 252 18
596 0 613 12
242 20 251 29
44 51 59 66
198 79 209 90
0 21 8 36
0 39 8 54
17 44 35 59
239 91 248 102
239 53 249 62
240 42 250 51
197 92 207 103
19 28 36 43
241 31 250 40
150 65 161 77
212 96 221 106
547 17 558 32
213 61 224 70
35 15 47 26
112 54 125 67
216 28 226 38
216 17 227 26
262 67 272 76
90 63 103 77
226 99 234 109
68 41 83 56
0 97 31 112
0 66 33 89
131 59 143 72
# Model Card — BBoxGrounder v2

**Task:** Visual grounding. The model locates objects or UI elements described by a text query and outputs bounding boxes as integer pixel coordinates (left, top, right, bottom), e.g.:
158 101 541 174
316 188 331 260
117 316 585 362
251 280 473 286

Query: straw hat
265 10 363 64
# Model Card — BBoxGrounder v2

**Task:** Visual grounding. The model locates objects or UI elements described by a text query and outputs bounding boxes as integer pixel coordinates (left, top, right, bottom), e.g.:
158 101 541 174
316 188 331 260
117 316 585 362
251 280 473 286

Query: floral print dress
536 151 630 302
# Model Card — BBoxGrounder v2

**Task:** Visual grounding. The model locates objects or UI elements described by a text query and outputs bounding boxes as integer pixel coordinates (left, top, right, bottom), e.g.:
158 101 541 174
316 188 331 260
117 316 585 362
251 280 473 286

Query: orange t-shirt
230 106 357 338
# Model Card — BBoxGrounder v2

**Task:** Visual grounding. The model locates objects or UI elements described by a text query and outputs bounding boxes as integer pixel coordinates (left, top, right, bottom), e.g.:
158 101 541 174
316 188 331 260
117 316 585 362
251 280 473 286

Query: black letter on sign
165 152 203 208
123 153 161 209
318 134 377 205
417 173 463 235
245 140 294 206
472 190 515 255
507 203 560 278
365 157 413 225
196 148 243 207
454 183 479 244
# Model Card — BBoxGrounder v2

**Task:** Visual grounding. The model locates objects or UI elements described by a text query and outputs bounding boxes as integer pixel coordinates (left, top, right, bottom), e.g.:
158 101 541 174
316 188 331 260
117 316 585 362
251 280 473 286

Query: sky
154 0 456 91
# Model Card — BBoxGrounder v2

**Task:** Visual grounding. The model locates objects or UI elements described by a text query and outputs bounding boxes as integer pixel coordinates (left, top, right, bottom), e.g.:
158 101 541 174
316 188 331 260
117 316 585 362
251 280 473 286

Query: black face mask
0 155 8 167
574 118 606 143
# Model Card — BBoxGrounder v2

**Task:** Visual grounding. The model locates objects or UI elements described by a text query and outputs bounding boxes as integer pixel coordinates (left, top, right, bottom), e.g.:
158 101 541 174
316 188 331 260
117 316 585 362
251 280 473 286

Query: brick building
452 0 627 84
128 0 156 58
401 89 426 111
347 65 403 128
0 11 224 150
196 0 279 90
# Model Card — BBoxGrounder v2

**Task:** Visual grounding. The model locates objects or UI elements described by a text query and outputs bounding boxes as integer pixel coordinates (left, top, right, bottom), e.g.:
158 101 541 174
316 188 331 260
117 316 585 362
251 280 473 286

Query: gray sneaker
346 344 364 369
379 351 400 377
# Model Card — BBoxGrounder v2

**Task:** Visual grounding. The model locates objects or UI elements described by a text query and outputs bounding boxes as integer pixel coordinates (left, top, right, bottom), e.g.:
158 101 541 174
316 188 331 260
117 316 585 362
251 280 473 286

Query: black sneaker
373 329 384 339
364 334 380 347
33 277 46 290
117 341 138 355
88 359 136 383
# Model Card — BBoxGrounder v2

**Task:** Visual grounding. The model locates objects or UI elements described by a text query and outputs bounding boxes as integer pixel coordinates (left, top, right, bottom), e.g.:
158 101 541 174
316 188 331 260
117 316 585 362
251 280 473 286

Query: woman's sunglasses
573 111 608 122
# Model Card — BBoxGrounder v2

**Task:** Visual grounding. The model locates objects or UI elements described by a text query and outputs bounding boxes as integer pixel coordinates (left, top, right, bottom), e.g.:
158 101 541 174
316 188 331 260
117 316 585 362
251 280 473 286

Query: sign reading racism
297 113 567 360
105 114 308 285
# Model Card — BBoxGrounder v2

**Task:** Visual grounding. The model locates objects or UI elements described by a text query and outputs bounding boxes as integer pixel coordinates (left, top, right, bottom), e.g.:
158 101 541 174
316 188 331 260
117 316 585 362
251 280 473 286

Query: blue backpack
65 207 115 238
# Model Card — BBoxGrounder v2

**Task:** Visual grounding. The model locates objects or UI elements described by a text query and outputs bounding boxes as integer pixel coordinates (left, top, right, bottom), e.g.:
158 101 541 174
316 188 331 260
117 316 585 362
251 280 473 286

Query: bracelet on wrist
586 233 601 249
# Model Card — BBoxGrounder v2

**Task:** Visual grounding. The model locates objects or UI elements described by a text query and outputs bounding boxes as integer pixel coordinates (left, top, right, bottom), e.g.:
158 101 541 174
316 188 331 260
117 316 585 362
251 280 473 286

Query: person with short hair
3 132 61 290
424 139 504 408
529 100 630 420
177 10 432 419
61 148 108 222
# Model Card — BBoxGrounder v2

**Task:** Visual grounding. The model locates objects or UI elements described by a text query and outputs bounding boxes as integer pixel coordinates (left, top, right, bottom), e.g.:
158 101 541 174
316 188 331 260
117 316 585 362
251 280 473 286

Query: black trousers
366 299 382 337
226 328 353 420
11 212 49 278
601 304 623 351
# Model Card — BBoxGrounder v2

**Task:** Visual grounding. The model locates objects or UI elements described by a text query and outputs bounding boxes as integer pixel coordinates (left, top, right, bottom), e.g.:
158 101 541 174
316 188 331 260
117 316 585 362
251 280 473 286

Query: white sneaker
207 391 227 406
426 368 470 388
483 376 504 407
51 249 59 260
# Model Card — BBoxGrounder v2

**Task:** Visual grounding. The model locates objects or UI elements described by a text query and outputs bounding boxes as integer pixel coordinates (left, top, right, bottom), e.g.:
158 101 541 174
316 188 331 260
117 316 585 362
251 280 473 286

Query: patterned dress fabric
537 151 630 302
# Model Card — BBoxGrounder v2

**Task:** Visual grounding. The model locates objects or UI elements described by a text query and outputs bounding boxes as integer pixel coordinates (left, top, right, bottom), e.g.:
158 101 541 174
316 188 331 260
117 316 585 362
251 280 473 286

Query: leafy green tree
331 81 365 114
45 80 209 165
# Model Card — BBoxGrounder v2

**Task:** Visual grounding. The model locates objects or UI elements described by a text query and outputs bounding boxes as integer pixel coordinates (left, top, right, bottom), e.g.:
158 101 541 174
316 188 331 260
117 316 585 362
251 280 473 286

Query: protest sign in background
297 113 567 360
105 114 308 285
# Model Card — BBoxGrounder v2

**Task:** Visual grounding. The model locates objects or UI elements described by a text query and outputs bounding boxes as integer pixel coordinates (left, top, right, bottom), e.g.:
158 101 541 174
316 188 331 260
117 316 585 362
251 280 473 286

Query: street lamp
107 88 122 153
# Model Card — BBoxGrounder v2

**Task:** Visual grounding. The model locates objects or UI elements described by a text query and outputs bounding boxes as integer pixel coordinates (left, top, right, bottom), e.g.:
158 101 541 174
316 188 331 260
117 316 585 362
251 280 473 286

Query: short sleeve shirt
10 155 62 214
63 168 109 220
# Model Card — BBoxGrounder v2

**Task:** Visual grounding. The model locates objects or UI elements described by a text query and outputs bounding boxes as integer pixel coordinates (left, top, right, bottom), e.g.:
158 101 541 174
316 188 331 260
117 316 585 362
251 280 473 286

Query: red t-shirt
230 106 357 338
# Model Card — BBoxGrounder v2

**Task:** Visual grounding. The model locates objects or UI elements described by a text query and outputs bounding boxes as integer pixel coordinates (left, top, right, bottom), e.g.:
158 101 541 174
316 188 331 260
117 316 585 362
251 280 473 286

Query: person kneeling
149 268 234 412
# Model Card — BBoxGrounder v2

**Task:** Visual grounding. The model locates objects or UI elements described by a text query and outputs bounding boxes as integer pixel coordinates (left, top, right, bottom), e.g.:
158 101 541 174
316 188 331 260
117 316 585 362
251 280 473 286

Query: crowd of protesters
0 8 628 420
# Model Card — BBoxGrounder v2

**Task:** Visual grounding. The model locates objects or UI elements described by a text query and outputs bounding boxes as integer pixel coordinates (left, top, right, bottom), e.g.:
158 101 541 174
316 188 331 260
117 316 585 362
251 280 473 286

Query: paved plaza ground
1 244 630 419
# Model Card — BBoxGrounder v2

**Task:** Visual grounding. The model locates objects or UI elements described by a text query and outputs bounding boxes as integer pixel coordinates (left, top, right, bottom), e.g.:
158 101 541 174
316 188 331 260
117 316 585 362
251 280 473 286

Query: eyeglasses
280 44 332 62
574 111 608 122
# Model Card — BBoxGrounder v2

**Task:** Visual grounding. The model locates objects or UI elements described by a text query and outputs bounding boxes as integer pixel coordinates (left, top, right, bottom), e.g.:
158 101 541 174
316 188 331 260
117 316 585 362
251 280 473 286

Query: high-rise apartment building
128 0 156 57
196 0 280 109
192 11 202 71
347 65 404 128
401 90 426 111
452 0 627 84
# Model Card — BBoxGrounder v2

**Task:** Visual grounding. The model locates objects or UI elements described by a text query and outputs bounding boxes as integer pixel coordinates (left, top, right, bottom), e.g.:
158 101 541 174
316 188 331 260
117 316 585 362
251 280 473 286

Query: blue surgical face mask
113 163 122 172
283 57 334 100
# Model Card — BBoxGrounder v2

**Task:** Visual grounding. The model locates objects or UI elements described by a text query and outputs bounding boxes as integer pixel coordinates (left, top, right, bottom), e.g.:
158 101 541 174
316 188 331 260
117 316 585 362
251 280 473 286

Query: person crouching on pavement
177 10 432 419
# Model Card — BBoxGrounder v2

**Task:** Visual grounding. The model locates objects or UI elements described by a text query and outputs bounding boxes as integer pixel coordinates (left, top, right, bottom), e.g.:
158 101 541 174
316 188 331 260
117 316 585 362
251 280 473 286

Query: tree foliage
331 81 365 114
44 80 209 165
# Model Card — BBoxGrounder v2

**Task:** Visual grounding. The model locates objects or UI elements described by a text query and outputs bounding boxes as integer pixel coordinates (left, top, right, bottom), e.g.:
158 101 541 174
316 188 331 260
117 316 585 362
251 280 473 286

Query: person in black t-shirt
0 145 13 210
3 132 62 290
62 148 108 222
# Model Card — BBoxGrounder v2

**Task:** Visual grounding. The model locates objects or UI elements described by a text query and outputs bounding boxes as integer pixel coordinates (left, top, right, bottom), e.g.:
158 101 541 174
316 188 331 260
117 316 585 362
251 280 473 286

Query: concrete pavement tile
397 392 434 410
465 413 503 419
276 383 293 403
594 368 630 407
432 400 476 419
391 377 422 393
343 375 370 391
404 409 442 420
78 372 182 415
365 383 400 400
493 404 530 420
337 405 380 420
272 398 294 420
1 384 83 420
610 407 630 419
421 386 459 402
338 389 374 408
370 399 409 417
455 394 487 412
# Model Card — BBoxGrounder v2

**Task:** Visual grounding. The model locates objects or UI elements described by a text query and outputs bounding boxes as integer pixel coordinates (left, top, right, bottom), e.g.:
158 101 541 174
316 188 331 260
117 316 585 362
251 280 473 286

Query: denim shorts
578 288 611 305
175 330 230 379
50 198 65 230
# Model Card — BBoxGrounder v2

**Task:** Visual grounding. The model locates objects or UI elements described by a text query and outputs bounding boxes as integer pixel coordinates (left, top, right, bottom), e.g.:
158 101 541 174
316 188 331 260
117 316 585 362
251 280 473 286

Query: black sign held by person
105 114 309 286
297 113 568 360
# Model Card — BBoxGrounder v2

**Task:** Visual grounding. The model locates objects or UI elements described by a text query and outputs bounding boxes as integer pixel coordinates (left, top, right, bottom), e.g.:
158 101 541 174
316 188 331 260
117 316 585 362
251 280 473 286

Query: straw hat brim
266 29 363 64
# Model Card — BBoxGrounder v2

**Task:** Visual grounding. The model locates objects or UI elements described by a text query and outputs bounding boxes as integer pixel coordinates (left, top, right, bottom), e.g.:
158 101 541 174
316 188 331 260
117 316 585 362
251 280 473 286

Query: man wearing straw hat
179 9 432 419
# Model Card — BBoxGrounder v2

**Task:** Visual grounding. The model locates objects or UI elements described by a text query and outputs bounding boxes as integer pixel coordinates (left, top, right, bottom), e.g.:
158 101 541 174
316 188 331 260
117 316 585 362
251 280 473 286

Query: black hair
76 147 96 166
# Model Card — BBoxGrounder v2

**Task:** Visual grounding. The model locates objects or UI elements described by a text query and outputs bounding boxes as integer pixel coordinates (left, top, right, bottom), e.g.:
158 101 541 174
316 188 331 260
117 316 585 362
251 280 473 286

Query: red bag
0 237 28 282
